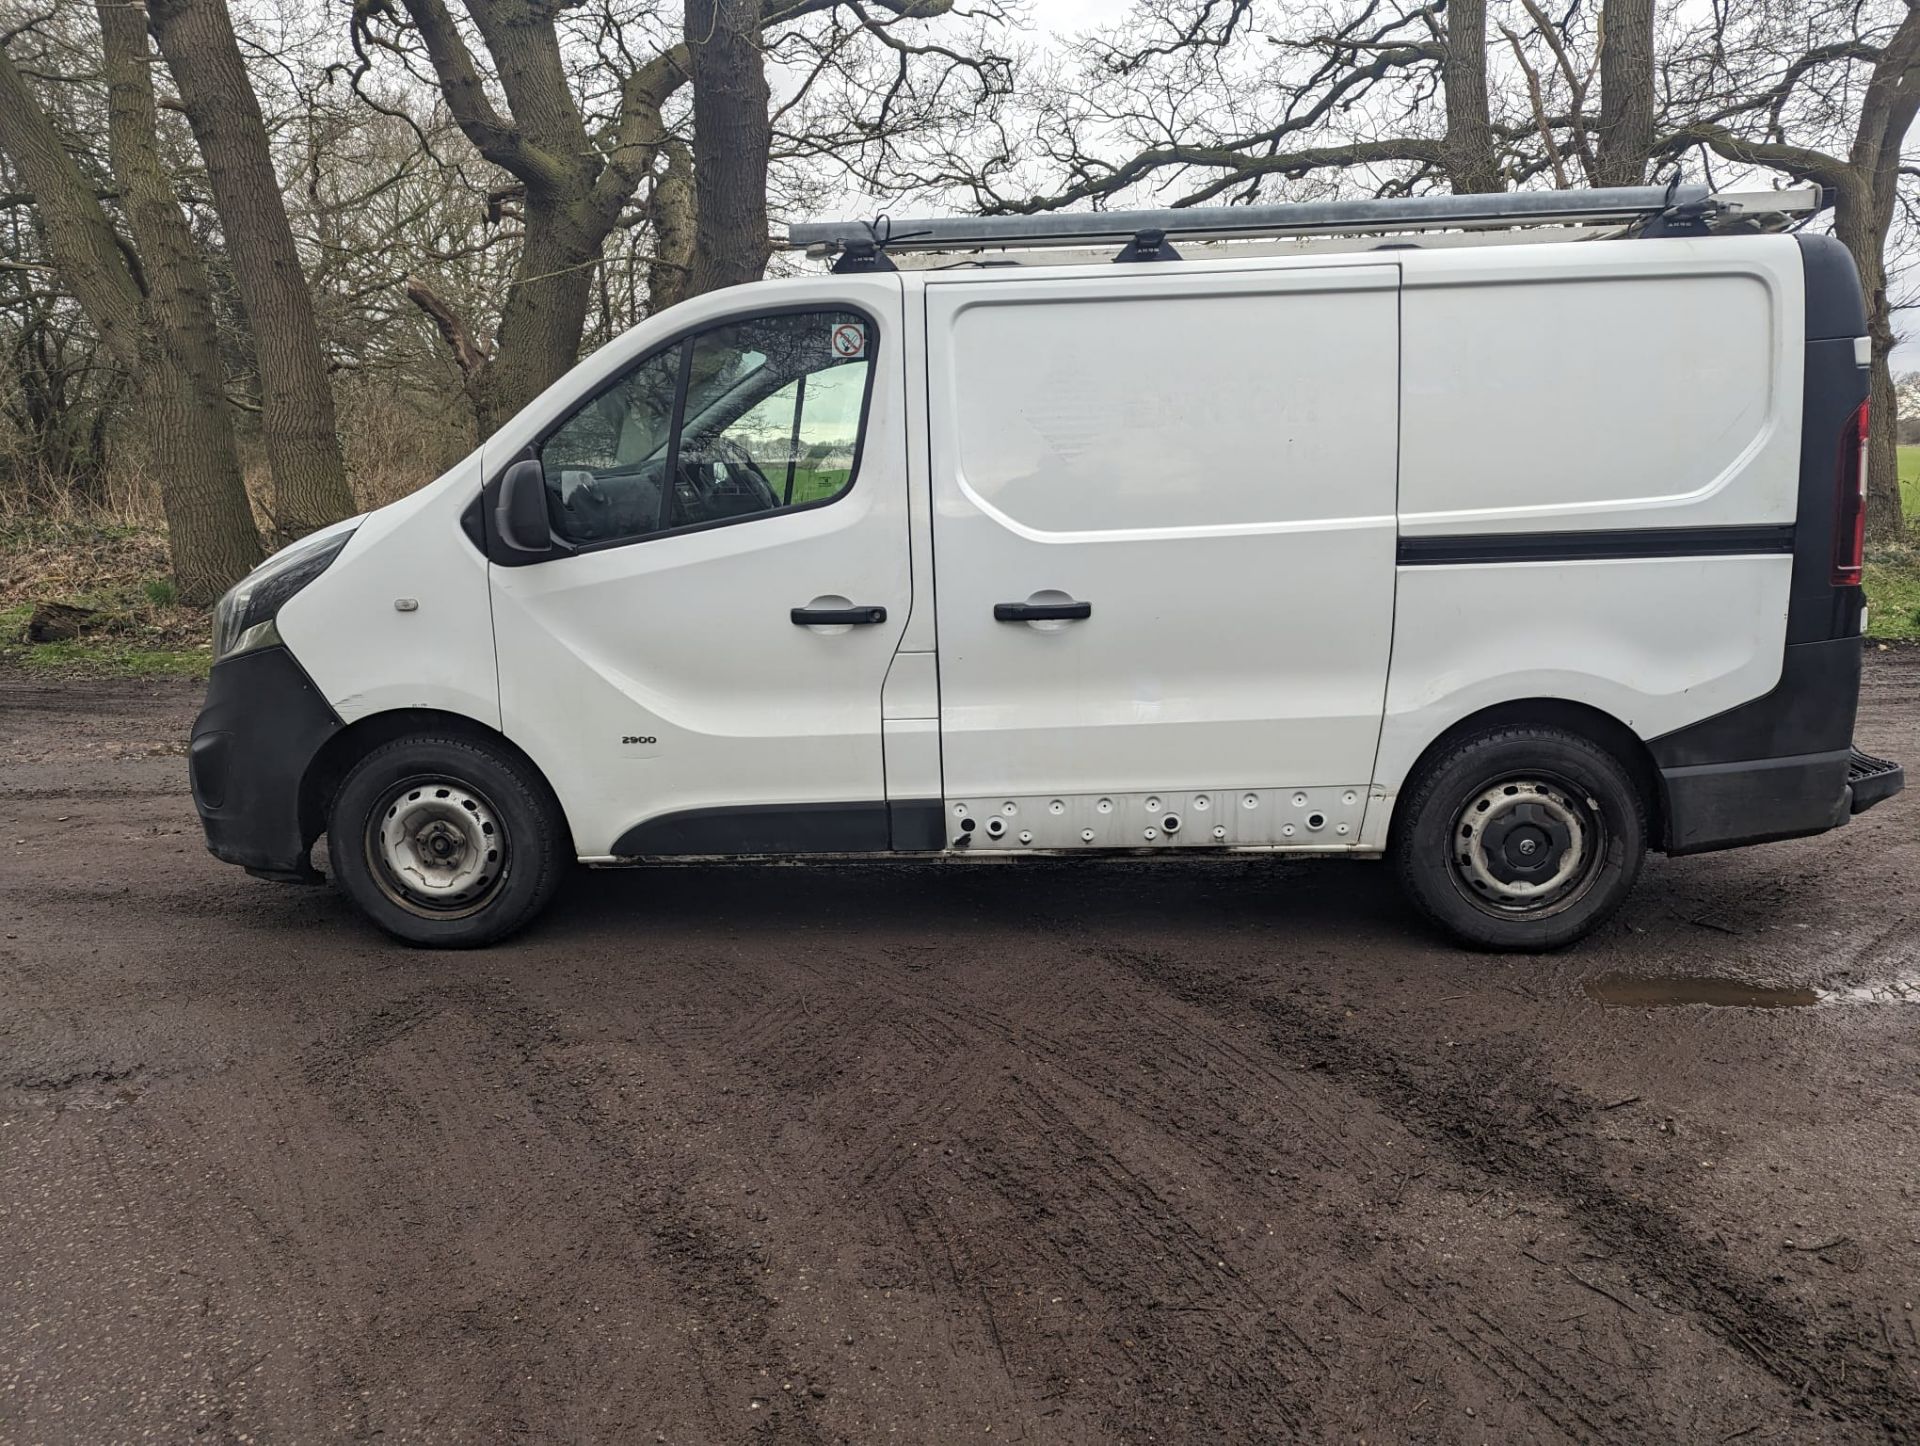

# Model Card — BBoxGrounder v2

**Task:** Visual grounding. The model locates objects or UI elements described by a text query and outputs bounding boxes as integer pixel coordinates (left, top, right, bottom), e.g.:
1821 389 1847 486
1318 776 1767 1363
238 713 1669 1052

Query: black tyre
328 733 569 948
1390 725 1646 952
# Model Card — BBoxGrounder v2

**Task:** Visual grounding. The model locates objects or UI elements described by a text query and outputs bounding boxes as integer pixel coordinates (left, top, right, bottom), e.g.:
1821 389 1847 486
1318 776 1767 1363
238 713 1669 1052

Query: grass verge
1899 444 1920 520
0 520 211 678
1865 546 1920 641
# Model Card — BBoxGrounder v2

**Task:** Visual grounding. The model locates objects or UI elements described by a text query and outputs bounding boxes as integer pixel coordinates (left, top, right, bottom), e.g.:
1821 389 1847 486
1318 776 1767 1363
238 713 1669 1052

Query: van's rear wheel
329 734 568 948
1392 726 1646 952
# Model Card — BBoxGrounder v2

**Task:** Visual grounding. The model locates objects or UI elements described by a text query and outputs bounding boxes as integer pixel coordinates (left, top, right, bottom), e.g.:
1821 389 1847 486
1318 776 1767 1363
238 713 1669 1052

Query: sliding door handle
994 600 1091 622
791 605 887 626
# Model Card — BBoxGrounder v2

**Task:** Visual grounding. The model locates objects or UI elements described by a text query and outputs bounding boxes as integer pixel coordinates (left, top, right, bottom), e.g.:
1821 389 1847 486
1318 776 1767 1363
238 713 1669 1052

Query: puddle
1585 972 1920 1009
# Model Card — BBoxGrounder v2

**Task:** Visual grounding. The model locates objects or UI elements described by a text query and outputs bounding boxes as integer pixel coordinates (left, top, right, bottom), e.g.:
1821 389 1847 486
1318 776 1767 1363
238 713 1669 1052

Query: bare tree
358 0 688 431
358 0 1010 432
958 2 1560 213
148 0 356 541
0 179 122 508
0 9 261 600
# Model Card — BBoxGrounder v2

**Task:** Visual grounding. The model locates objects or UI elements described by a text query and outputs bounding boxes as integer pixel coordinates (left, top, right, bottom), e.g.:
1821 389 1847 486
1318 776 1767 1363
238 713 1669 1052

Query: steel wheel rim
1448 772 1607 920
366 775 508 918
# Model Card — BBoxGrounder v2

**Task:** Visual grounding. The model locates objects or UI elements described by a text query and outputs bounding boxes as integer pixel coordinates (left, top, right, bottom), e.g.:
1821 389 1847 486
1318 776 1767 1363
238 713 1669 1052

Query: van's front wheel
1391 726 1646 952
328 734 568 948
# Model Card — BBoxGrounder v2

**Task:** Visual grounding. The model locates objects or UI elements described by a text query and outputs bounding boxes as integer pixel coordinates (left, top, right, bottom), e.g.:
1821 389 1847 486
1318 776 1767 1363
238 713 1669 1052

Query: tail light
1832 398 1869 587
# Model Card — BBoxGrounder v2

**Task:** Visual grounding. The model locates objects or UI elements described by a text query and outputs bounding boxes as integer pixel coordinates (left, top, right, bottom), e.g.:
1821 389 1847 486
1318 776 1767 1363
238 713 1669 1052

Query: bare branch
403 273 491 377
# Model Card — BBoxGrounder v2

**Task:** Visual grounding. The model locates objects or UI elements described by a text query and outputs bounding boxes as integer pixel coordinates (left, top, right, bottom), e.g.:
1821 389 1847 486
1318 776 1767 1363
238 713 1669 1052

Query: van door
924 262 1400 849
488 283 913 858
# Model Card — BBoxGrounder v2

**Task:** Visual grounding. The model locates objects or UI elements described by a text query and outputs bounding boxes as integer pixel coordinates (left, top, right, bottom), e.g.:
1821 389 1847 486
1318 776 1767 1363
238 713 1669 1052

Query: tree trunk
97 0 262 599
149 0 356 541
134 346 271 602
1595 0 1656 186
470 200 606 434
685 0 772 296
0 51 149 375
1440 0 1501 193
647 138 697 315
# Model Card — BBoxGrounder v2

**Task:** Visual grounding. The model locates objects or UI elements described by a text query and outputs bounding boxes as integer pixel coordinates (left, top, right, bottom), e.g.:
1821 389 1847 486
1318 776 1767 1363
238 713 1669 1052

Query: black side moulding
612 799 950 857
614 802 888 856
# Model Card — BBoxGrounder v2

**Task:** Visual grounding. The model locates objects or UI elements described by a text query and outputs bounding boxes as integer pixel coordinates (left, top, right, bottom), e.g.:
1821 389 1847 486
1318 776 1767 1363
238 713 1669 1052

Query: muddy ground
2 656 1918 1444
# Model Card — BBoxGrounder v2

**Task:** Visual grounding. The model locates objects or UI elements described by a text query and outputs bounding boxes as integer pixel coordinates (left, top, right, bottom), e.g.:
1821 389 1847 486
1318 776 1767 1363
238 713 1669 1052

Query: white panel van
188 187 1903 950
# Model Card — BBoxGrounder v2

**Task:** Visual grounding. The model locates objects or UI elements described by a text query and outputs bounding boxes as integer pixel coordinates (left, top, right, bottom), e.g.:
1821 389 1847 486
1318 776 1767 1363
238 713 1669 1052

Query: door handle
791 605 887 626
994 600 1092 622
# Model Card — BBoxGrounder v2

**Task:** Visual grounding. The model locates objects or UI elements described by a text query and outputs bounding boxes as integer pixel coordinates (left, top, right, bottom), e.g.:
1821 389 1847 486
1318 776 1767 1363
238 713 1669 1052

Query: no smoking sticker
829 322 867 359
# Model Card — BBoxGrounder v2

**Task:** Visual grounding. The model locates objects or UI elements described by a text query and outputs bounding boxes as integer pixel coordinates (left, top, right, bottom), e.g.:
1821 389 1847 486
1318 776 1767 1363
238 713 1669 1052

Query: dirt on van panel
2 651 1919 1444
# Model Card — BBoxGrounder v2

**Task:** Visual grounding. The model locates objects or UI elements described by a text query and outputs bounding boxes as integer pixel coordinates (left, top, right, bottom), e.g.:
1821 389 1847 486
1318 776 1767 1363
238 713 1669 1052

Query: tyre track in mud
296 977 832 1444
1102 943 1920 1440
693 944 1712 1443
683 949 1333 1441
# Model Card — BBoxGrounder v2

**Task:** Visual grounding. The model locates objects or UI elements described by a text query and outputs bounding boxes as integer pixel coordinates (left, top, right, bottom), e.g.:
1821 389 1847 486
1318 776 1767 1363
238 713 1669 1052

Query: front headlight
213 526 357 662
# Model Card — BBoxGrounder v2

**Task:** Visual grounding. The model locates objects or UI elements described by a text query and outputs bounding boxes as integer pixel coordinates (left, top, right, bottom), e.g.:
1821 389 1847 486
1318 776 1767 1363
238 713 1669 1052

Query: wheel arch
1385 698 1663 851
298 708 574 858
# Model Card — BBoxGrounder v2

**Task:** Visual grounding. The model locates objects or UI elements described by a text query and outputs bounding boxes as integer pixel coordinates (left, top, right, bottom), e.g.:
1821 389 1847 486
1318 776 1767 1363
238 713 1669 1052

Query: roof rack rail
786 184 1824 266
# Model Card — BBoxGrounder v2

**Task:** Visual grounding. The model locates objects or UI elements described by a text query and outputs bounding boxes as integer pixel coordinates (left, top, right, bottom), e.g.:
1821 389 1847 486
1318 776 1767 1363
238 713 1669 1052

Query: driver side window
538 309 873 549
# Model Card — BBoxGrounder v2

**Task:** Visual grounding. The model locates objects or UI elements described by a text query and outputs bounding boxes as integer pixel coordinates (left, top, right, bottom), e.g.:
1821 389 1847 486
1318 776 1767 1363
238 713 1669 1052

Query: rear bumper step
1847 747 1904 815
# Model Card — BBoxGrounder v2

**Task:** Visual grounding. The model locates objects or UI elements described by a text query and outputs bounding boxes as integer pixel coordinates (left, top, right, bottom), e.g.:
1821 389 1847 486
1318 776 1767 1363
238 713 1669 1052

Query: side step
1847 747 1905 815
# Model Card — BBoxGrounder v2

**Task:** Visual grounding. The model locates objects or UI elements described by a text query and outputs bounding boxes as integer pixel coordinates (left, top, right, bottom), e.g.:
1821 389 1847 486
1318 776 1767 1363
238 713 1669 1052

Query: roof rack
786 184 1825 270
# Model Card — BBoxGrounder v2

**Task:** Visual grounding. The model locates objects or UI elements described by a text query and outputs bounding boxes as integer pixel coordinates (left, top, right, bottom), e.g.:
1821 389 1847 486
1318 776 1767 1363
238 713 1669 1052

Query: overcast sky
1036 0 1118 32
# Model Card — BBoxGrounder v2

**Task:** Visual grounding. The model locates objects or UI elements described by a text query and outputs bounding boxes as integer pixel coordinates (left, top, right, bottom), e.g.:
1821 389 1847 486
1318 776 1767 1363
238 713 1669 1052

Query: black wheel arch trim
298 708 573 866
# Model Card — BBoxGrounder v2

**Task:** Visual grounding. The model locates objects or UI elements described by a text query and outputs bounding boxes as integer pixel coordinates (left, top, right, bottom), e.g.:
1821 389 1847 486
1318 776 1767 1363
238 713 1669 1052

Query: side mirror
492 457 555 561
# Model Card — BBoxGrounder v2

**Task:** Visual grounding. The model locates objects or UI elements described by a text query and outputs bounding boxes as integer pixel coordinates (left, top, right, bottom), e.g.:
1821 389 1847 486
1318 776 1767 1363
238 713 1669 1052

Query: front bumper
189 646 342 879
